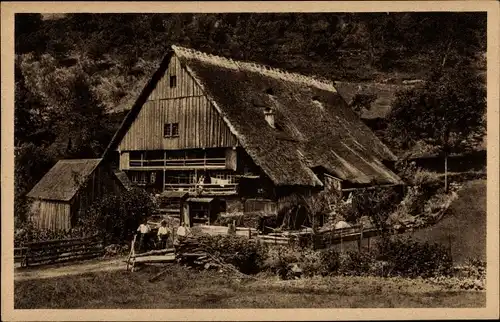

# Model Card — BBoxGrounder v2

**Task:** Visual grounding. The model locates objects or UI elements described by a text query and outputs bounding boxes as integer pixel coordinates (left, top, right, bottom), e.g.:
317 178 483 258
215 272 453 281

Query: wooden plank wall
119 55 238 151
120 152 130 170
29 164 126 232
30 200 71 231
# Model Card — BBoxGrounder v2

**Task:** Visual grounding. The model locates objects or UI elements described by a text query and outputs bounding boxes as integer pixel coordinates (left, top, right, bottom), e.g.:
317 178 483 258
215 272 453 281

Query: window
210 171 235 184
169 75 177 88
164 123 179 138
172 123 179 137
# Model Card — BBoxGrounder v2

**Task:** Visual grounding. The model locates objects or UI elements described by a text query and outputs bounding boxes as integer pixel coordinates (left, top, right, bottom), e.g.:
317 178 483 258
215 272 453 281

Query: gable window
164 123 179 138
169 75 177 88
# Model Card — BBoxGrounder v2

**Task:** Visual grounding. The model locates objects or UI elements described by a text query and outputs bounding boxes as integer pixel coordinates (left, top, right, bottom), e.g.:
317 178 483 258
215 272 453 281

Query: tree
387 68 486 191
14 143 57 225
78 188 157 243
14 60 48 146
346 187 402 237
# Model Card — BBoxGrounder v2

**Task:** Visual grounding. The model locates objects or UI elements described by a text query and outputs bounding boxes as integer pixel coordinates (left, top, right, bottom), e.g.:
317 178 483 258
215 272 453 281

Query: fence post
358 224 364 253
25 247 30 267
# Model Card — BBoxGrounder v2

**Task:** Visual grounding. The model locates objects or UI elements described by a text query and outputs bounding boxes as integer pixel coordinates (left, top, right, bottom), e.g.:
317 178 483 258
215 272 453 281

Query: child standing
136 217 151 253
157 220 171 249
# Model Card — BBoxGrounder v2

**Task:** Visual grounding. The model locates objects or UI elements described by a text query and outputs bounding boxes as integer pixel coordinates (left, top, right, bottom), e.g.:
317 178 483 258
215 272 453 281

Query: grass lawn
15 265 485 309
407 179 486 263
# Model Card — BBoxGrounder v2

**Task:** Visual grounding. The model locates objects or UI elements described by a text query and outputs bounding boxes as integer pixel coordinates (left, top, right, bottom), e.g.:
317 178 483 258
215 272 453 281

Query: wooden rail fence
14 235 105 268
256 225 386 249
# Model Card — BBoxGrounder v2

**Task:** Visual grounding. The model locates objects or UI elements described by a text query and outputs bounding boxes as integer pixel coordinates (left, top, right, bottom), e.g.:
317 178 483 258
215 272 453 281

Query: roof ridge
172 45 337 92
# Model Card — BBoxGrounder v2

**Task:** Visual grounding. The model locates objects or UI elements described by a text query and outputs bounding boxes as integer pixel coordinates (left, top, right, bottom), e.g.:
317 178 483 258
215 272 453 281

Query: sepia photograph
1 1 499 321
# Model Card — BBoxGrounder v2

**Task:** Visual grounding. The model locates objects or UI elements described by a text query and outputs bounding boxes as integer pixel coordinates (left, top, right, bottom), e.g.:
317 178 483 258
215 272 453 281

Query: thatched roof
27 159 102 202
105 45 402 186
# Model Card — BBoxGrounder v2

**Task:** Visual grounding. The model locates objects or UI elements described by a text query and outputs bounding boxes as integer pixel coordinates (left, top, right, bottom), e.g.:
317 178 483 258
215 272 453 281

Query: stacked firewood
175 237 222 270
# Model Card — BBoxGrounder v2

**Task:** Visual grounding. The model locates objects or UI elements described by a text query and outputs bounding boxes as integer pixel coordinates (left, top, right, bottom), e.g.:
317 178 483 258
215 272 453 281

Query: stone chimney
264 107 275 128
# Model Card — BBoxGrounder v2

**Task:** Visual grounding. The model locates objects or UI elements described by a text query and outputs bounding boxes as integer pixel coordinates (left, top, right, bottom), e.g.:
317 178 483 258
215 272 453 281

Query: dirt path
14 257 128 281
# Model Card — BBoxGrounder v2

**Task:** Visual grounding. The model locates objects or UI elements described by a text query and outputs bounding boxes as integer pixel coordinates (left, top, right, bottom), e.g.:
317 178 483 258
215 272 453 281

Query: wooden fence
14 235 105 268
190 224 383 249
194 225 259 238
256 225 385 249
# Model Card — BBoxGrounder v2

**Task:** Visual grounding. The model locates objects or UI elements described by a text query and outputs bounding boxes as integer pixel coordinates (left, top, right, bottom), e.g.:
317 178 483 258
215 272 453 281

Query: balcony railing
129 157 226 169
164 183 238 195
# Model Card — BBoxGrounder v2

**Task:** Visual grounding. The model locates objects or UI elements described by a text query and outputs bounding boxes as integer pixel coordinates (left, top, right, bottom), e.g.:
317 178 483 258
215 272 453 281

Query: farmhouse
26 159 129 230
103 45 402 226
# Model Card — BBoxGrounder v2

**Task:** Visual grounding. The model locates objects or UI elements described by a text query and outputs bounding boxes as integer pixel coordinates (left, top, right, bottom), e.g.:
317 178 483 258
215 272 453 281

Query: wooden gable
118 55 238 151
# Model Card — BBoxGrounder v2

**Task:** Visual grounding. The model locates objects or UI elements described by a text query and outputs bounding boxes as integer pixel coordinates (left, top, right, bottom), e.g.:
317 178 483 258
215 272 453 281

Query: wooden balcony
164 183 238 196
129 157 227 170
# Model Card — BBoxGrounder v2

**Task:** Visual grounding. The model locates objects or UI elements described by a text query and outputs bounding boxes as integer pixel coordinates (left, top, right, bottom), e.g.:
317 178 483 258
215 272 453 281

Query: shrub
298 249 325 277
394 159 418 183
256 237 454 279
14 220 87 247
453 258 486 280
78 188 157 243
338 251 376 276
345 186 403 229
377 236 453 278
318 248 341 274
263 246 342 279
196 234 267 275
411 169 443 198
262 246 300 279
401 186 426 215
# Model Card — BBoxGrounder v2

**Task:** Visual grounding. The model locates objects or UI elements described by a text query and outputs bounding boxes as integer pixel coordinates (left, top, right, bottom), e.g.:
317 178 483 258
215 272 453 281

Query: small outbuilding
26 158 127 231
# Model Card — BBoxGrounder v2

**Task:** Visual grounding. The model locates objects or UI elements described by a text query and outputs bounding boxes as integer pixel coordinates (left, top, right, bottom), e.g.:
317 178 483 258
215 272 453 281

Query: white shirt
137 224 151 234
177 226 187 237
158 226 170 236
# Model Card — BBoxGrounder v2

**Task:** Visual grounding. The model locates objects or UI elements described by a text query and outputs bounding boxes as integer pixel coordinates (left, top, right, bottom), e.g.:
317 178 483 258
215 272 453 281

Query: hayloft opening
169 75 177 88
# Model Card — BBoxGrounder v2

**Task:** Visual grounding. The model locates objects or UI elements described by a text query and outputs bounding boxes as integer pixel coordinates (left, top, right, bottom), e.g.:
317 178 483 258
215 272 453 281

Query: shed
157 190 189 218
183 197 223 226
26 159 126 231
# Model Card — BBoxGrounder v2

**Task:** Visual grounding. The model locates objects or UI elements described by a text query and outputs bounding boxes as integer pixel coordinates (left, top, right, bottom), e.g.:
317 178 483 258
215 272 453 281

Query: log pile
175 237 222 270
